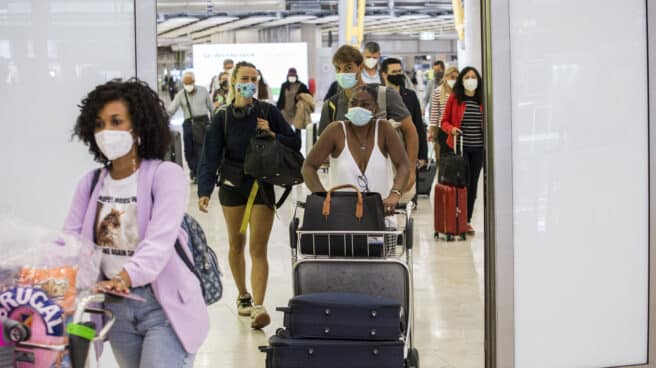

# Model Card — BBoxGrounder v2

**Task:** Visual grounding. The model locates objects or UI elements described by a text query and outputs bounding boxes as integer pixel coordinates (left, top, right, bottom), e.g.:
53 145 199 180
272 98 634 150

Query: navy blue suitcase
277 292 403 341
260 334 404 368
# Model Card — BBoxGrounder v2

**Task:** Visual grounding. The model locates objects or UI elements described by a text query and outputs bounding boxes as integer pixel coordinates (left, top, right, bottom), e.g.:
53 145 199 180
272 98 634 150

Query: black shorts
218 181 275 207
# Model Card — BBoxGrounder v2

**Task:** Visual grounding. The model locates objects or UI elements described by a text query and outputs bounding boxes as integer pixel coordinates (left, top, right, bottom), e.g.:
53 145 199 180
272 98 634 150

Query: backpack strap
183 90 194 118
89 168 102 197
377 86 387 120
328 100 337 121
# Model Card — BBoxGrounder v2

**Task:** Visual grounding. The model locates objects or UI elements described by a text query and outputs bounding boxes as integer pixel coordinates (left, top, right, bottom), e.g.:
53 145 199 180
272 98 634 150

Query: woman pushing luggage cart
260 184 419 368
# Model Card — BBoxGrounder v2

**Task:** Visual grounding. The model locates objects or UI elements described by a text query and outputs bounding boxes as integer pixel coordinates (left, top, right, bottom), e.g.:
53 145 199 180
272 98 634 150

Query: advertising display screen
193 43 309 101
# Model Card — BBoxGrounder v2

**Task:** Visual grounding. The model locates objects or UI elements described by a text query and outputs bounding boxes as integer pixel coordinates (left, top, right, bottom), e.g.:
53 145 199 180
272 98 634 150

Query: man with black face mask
381 57 428 170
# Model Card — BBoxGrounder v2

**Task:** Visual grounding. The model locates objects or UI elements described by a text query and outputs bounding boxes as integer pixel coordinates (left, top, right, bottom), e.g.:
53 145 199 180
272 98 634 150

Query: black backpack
243 103 304 208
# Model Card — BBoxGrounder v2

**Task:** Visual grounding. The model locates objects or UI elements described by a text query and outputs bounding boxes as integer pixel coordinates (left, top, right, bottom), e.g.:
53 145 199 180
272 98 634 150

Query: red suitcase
434 183 468 241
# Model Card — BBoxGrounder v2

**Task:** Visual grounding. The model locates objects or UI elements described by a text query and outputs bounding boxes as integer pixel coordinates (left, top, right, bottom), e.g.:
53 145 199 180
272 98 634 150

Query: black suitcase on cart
277 292 403 341
260 334 405 368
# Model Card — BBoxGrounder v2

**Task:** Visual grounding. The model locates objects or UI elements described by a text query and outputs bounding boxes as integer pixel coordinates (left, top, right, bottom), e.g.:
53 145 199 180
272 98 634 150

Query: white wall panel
0 0 136 228
510 0 649 367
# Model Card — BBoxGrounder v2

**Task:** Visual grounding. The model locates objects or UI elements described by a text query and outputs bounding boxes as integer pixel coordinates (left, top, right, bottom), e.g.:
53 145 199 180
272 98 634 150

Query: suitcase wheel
405 348 420 368
460 234 467 241
446 234 455 242
433 232 439 240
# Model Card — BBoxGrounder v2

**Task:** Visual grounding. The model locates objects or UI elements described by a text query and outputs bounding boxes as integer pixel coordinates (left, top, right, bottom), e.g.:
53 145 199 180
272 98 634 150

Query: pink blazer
63 160 209 353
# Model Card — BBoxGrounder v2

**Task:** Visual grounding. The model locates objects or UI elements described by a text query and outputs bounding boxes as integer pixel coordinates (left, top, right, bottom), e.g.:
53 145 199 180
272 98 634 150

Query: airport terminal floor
186 180 484 368
95 114 485 367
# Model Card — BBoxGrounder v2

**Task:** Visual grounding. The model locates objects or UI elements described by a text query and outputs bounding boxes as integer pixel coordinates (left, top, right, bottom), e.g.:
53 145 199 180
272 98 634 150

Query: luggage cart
288 201 420 368
0 294 115 368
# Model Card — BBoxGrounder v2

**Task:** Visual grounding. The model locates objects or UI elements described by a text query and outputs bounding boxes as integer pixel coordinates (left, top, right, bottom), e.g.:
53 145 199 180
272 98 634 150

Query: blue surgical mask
336 73 358 89
235 82 257 98
345 107 373 127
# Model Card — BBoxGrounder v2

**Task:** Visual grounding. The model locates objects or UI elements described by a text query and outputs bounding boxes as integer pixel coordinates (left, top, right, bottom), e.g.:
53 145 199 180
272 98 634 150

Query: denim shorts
104 286 194 368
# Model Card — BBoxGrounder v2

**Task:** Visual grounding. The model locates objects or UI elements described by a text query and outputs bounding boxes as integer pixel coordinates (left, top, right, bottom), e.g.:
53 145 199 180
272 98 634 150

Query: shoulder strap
328 100 337 121
374 119 381 144
257 100 271 122
377 86 387 120
89 168 102 197
183 91 193 117
339 121 348 148
222 106 229 141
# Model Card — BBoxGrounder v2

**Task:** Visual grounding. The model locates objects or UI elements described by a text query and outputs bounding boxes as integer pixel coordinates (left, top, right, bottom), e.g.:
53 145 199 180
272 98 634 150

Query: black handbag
243 108 304 208
438 135 469 188
300 184 386 257
243 131 304 187
183 91 210 144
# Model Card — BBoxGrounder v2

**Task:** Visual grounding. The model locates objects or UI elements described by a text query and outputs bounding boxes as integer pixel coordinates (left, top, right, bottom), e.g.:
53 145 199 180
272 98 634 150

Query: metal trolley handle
16 294 115 351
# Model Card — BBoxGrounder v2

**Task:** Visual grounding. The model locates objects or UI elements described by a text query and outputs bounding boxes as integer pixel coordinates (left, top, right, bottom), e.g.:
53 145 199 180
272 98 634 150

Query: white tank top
329 120 394 197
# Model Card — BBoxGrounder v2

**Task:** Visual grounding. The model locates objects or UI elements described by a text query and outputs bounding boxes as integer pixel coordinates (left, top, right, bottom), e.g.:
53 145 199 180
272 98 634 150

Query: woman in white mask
440 66 485 235
429 65 460 159
65 79 208 367
302 84 411 215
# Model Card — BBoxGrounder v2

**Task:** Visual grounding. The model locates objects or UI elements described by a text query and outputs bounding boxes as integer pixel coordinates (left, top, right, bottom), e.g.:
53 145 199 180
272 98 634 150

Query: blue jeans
104 286 195 368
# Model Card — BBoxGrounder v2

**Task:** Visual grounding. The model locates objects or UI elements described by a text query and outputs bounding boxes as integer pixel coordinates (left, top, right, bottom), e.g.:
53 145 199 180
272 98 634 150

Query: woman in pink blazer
63 79 208 368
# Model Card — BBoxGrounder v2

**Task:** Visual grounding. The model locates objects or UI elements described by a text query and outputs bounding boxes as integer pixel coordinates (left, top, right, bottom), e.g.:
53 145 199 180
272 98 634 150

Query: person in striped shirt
428 65 459 161
440 66 484 234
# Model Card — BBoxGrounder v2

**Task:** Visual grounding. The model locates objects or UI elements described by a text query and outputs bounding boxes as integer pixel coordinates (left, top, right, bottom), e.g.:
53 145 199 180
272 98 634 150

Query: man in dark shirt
381 57 428 168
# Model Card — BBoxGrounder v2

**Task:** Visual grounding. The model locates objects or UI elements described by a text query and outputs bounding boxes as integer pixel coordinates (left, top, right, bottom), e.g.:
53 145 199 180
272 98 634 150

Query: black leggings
463 147 484 223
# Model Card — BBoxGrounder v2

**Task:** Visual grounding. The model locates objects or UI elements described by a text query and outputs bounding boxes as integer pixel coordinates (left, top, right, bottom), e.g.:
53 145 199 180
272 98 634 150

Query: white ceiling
156 0 456 47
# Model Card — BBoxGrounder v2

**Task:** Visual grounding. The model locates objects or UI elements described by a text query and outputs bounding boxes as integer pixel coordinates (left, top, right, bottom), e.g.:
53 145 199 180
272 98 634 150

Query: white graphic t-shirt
96 171 140 279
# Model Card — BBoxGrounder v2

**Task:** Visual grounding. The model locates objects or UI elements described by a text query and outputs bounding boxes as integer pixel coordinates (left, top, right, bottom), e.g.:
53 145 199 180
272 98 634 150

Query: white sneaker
250 305 271 329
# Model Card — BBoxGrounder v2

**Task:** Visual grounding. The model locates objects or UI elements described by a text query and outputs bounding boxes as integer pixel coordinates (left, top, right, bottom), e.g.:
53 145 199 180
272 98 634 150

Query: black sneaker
237 293 253 316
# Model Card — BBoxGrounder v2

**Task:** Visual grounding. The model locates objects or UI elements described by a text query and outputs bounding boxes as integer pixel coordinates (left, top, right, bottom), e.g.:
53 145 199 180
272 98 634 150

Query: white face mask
288 76 297 83
364 58 378 69
95 130 134 161
447 79 456 88
463 78 478 92
184 84 194 93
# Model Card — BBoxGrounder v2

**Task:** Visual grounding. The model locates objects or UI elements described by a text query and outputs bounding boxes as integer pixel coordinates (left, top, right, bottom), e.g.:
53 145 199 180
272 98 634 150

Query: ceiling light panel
302 15 339 25
191 16 279 38
159 16 237 38
261 15 317 28
157 0 285 12
157 17 199 35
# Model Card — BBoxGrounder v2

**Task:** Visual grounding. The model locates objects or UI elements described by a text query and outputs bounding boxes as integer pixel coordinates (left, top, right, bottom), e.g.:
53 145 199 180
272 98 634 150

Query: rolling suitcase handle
322 184 364 220
453 134 464 155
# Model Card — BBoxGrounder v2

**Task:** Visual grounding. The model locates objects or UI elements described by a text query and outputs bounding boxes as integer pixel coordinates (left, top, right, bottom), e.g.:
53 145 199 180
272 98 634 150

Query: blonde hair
439 66 459 107
227 61 257 103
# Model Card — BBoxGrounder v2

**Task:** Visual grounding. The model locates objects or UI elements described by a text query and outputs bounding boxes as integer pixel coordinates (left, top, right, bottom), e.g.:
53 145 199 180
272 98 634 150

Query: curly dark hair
73 78 171 164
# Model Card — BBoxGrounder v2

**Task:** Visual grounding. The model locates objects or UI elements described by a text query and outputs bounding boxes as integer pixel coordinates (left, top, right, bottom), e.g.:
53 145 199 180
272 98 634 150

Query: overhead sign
193 43 309 101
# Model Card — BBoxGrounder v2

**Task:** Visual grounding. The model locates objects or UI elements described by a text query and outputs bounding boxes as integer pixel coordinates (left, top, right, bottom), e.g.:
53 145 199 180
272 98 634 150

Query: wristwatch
390 189 402 197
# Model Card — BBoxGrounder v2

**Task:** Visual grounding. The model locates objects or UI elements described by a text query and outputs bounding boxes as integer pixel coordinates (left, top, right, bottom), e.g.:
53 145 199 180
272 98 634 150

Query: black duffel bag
243 130 304 208
438 135 469 188
300 184 386 257
244 131 304 187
